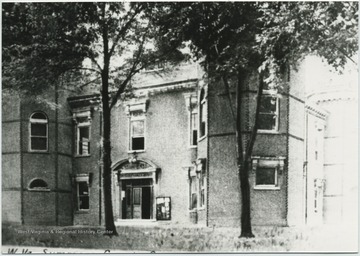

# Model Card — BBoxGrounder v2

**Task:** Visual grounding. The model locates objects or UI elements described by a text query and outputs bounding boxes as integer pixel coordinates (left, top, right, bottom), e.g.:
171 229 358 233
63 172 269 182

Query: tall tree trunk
100 4 118 236
239 160 254 237
101 72 118 236
238 72 264 238
236 71 254 238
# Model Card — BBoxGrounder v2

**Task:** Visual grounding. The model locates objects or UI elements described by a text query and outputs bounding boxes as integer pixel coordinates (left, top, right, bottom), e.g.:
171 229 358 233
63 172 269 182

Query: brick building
2 60 355 227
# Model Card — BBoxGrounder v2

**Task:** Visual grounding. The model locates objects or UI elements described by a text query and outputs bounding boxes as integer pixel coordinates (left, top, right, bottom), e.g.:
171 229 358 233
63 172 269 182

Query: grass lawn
2 223 357 252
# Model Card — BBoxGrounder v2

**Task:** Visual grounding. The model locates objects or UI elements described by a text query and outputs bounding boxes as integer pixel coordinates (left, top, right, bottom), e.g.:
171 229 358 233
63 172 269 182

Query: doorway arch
112 158 159 220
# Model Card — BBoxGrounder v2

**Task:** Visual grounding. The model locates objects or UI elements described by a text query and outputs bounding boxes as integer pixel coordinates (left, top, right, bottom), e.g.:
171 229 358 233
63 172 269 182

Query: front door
132 187 142 219
122 179 153 219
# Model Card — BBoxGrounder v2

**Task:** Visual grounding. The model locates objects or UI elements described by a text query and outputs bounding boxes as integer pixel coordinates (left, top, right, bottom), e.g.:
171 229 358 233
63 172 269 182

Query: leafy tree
151 2 358 237
2 2 185 236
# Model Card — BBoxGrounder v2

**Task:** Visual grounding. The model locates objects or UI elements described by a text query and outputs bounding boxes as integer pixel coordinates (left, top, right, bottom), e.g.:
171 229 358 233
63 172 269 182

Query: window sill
128 150 145 153
257 130 280 134
75 154 91 158
75 210 90 214
28 188 51 192
254 186 280 191
28 150 49 154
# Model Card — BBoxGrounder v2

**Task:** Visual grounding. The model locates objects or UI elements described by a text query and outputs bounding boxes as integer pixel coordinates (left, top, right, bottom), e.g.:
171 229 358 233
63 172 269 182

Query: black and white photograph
1 1 358 253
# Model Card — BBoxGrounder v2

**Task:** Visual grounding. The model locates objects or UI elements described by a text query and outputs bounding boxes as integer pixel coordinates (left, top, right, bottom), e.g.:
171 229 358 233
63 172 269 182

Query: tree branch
108 4 144 58
109 32 147 110
88 53 103 72
222 75 237 128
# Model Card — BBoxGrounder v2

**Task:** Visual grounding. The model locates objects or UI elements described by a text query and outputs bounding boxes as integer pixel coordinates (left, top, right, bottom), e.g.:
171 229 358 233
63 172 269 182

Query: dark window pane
201 189 205 206
79 127 89 139
126 188 132 205
200 122 206 137
132 137 144 150
29 179 48 189
31 137 47 150
260 96 277 113
192 130 198 145
31 123 47 136
79 196 89 210
31 113 47 120
256 167 276 185
191 193 197 209
78 182 88 196
258 113 276 130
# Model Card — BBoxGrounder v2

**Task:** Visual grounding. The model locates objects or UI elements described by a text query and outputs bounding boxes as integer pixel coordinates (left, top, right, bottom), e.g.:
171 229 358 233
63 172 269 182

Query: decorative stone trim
124 98 148 115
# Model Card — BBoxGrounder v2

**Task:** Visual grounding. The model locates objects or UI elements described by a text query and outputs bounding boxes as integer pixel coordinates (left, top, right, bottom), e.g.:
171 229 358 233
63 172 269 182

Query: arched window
199 89 207 138
29 179 49 190
30 112 48 151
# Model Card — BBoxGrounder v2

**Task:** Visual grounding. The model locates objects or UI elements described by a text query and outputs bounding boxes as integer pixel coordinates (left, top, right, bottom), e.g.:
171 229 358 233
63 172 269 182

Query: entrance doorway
121 179 153 219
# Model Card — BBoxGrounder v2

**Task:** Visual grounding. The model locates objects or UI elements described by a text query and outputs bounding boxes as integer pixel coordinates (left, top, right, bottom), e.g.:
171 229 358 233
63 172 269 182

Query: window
125 99 147 152
188 159 206 210
29 112 48 151
184 93 198 147
252 157 285 190
73 111 91 156
28 179 49 191
77 120 90 156
256 167 277 186
200 173 205 207
77 181 89 210
189 176 197 210
190 112 198 146
199 89 207 138
130 118 145 151
258 93 279 131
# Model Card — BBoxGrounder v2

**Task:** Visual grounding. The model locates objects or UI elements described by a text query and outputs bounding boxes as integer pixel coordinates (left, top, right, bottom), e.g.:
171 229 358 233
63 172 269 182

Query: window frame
189 175 198 210
255 167 278 188
76 181 90 211
199 172 206 208
252 157 284 190
189 111 198 148
76 121 91 157
198 88 207 140
257 91 280 133
28 178 50 191
29 112 48 152
129 114 146 152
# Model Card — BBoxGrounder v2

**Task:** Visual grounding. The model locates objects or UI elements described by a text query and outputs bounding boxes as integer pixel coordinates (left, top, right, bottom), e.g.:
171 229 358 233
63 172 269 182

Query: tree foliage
2 2 186 236
152 2 358 86
150 1 358 237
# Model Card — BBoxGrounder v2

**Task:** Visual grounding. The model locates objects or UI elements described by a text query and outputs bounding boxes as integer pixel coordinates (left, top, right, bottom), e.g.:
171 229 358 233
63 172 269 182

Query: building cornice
305 103 329 120
307 90 358 104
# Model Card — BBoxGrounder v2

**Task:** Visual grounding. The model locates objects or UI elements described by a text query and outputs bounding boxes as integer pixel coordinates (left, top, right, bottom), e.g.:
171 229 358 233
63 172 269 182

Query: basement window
252 157 285 190
28 179 49 191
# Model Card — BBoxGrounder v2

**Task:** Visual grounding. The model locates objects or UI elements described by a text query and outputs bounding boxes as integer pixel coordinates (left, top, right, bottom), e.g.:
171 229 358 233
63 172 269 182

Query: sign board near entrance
156 197 171 220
